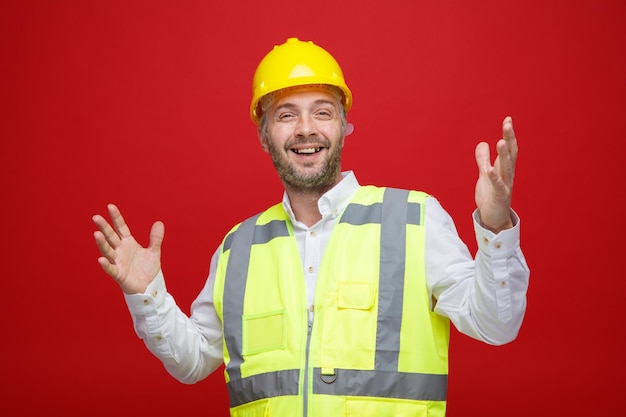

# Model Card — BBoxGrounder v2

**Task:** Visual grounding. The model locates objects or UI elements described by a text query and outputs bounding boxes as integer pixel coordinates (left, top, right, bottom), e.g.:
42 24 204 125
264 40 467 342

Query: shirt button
143 299 150 305
308 266 314 273
308 305 315 312
494 242 502 249
482 237 489 244
310 231 317 238
501 281 507 287
152 290 158 297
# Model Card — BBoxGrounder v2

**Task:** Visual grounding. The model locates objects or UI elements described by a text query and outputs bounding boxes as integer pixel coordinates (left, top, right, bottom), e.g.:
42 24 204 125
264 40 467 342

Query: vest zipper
302 316 313 417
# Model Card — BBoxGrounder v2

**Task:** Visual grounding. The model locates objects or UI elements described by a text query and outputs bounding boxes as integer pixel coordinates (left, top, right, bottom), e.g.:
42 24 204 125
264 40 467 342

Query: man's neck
286 189 324 227
284 176 342 227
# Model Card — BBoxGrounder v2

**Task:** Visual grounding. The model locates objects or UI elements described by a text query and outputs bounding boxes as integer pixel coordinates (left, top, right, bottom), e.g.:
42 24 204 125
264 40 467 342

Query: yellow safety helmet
250 37 352 125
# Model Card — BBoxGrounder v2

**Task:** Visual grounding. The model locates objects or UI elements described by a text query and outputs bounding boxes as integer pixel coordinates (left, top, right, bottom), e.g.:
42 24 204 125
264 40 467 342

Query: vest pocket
242 310 285 355
231 398 270 417
345 397 428 417
337 281 377 310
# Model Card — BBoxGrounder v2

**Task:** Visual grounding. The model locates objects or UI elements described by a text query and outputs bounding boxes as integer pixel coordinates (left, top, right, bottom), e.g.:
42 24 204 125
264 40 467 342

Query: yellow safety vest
213 186 450 417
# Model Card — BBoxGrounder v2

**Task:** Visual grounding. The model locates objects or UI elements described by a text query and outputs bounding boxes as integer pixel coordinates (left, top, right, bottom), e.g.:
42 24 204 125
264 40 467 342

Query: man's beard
265 136 343 193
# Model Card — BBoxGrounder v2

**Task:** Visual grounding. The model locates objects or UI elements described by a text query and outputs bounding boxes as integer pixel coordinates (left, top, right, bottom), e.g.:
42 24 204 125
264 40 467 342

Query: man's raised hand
474 116 518 233
92 204 164 294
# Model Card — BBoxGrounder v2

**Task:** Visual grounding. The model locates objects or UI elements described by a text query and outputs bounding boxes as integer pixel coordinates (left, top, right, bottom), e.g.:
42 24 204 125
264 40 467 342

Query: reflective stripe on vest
222 216 290 382
221 187 446 408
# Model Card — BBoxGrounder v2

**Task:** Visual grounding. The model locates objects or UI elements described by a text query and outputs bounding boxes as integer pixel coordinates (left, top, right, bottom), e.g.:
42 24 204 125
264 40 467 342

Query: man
93 37 529 416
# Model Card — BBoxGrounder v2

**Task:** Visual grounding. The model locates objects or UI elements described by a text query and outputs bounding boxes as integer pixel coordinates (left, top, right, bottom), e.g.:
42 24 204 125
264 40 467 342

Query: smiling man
258 86 347 225
93 37 530 417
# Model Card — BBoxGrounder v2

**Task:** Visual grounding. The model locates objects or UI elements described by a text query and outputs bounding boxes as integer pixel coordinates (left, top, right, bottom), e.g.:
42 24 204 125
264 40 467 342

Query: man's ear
345 122 354 136
257 128 269 152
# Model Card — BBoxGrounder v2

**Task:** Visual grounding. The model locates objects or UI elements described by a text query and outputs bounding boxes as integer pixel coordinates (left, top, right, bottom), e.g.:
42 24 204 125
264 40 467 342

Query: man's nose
295 114 317 137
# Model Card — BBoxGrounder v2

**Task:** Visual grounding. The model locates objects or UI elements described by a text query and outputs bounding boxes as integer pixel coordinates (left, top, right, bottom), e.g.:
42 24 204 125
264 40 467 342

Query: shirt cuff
473 209 521 259
123 270 167 315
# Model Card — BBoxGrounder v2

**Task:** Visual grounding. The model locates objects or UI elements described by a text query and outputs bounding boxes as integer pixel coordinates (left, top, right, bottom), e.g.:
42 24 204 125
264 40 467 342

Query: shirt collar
282 171 360 224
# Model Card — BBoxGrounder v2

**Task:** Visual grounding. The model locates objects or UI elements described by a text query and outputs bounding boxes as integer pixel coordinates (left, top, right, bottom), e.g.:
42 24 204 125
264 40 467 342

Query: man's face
259 88 345 193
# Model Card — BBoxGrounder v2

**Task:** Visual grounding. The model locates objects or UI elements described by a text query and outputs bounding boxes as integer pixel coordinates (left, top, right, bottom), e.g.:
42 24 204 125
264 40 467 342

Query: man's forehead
265 85 340 109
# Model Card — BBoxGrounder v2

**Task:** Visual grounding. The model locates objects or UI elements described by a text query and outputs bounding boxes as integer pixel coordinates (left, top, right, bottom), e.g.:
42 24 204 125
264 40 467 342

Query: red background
2 1 625 415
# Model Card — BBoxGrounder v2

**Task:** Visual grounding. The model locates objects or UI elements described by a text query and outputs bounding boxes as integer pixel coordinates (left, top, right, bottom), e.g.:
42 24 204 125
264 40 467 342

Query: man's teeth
293 147 321 154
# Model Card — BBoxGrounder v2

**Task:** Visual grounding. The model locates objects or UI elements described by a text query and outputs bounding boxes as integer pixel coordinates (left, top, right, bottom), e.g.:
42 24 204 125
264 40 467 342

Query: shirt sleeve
424 197 530 345
123 247 224 383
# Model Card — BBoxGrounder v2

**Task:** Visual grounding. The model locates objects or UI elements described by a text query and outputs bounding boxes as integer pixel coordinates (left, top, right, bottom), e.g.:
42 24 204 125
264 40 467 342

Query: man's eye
278 113 294 120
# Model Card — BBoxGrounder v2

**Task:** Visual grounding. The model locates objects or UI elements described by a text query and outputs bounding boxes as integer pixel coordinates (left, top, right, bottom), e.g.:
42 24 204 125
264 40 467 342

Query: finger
502 116 514 139
107 204 133 239
92 213 122 248
93 230 117 262
496 138 515 183
97 256 119 279
502 116 518 162
487 163 507 195
475 141 492 174
148 221 165 253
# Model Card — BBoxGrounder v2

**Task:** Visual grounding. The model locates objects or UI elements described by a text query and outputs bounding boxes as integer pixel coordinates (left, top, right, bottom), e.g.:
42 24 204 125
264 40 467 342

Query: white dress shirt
124 171 529 384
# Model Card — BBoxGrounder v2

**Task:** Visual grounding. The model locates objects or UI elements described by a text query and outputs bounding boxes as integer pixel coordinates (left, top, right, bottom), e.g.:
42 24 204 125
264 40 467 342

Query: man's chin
282 170 340 192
